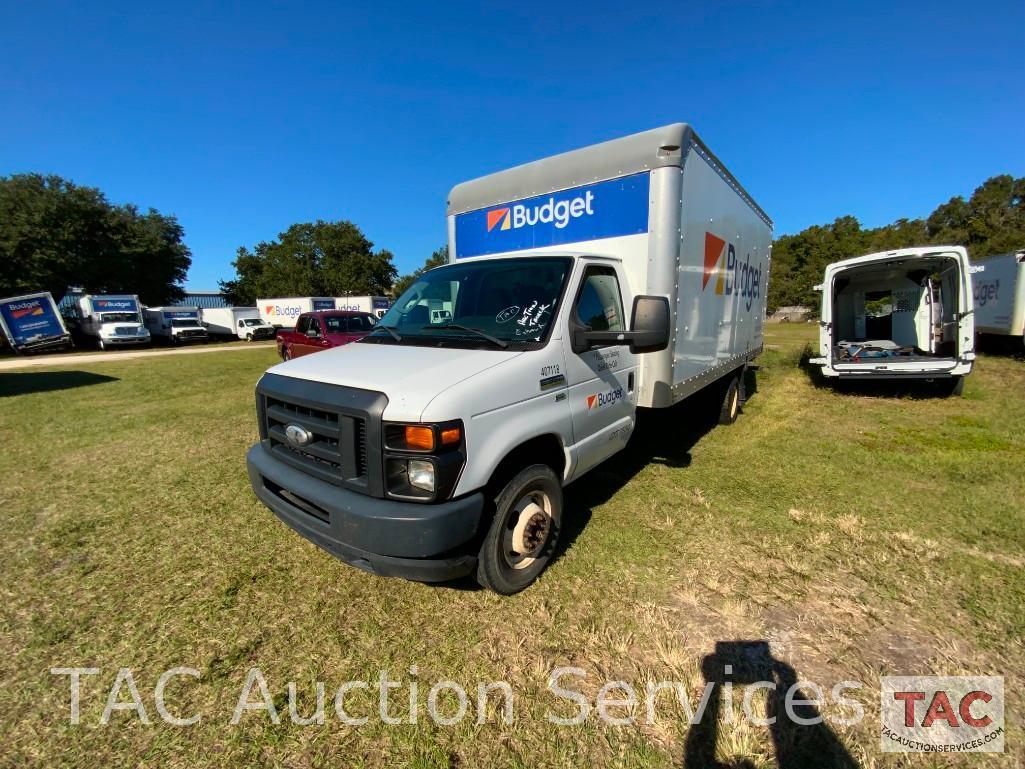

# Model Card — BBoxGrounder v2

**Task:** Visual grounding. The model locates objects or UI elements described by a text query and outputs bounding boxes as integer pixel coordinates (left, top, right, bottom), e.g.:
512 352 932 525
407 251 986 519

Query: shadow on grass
798 343 962 399
0 370 118 397
683 640 858 769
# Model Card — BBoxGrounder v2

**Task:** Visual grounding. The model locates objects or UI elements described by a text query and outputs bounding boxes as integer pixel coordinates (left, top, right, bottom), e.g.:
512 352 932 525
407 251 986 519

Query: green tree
767 174 1025 310
220 220 397 305
0 174 190 303
391 245 449 298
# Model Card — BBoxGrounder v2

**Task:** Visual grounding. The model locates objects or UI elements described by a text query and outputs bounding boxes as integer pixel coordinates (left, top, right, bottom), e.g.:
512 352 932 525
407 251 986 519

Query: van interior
830 253 962 365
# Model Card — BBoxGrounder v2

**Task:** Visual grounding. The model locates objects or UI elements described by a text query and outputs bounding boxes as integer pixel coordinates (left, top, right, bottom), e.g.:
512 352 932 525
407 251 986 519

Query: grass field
0 324 1021 768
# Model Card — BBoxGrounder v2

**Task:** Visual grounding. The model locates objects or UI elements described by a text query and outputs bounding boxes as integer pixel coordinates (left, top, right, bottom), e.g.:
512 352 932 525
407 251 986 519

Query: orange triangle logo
586 395 597 409
703 232 726 290
487 208 510 232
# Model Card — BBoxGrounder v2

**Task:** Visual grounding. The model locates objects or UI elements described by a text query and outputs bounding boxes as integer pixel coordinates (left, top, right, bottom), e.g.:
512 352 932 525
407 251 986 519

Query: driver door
564 263 637 476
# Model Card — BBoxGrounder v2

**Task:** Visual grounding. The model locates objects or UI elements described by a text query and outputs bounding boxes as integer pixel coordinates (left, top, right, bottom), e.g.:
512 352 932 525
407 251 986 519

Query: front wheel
477 464 562 595
245 333 253 342
280 346 291 361
97 338 106 351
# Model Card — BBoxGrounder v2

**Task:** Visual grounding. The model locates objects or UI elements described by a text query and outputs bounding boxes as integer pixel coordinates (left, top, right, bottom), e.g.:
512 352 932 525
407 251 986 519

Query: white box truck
809 246 975 394
144 306 209 345
74 295 150 350
334 295 391 318
971 250 1025 345
246 123 772 593
257 297 335 329
201 306 276 340
0 292 73 353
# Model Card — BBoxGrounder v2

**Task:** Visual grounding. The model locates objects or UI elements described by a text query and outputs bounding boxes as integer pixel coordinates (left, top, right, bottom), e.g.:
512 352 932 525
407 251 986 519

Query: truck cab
248 253 670 593
237 316 276 341
77 295 150 350
144 307 209 345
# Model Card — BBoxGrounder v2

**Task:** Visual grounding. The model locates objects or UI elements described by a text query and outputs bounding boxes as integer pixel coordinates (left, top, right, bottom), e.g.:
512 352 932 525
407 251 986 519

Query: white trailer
246 123 772 594
201 306 276 340
74 294 150 350
144 306 209 344
0 292 73 353
971 250 1025 343
334 295 391 318
257 297 335 329
809 246 975 394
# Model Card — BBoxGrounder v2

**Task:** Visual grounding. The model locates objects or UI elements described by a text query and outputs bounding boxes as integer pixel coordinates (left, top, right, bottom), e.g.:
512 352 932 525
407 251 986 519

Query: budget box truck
258 297 335 329
143 306 209 345
335 296 391 318
201 306 276 340
808 246 975 395
0 292 73 354
971 250 1025 345
74 295 150 350
246 123 772 594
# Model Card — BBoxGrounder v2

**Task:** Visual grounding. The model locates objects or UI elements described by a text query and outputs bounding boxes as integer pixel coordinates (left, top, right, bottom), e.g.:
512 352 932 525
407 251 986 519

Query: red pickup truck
277 310 377 361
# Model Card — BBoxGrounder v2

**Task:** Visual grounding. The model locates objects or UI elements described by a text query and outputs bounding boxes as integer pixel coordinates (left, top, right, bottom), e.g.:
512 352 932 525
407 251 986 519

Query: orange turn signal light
404 425 435 451
440 426 462 446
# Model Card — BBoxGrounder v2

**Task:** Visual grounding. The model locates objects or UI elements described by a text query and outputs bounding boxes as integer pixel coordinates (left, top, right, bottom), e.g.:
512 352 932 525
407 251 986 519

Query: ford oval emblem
284 423 313 447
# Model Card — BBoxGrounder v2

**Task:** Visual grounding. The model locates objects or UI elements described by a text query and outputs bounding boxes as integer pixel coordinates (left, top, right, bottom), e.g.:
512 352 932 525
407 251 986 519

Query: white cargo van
335 295 391 318
201 306 276 340
144 306 209 344
258 297 335 329
74 295 150 350
809 246 975 393
971 250 1025 344
247 124 772 593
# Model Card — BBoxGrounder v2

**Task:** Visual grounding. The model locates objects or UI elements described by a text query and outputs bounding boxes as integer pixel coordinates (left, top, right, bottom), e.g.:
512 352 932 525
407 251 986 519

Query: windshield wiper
371 324 402 341
423 323 508 349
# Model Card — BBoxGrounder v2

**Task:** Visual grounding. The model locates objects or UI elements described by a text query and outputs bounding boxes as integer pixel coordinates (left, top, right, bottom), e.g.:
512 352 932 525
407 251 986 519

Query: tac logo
485 191 595 235
881 676 1004 753
702 231 763 311
586 387 624 410
10 301 44 319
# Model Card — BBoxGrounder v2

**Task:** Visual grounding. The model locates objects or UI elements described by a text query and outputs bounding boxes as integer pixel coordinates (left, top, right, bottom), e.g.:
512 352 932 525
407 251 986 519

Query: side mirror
628 295 671 354
305 328 320 338
570 294 671 355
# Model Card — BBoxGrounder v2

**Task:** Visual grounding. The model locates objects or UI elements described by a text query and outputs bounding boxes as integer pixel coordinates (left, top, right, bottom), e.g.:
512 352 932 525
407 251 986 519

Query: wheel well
486 434 565 498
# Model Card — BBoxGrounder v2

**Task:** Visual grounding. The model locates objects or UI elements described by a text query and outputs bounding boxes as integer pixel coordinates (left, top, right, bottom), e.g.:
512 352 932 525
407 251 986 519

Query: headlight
383 420 465 502
407 460 435 492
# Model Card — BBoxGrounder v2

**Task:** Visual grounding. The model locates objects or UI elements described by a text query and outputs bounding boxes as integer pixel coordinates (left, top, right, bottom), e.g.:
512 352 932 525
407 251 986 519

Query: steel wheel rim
502 490 553 570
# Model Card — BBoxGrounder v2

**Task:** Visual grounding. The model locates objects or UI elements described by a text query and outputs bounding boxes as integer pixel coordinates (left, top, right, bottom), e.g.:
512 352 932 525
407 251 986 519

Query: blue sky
2 1 1022 290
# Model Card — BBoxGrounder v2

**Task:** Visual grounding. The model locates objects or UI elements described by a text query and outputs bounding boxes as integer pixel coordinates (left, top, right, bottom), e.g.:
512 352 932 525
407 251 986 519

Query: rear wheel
719 374 742 425
938 376 965 397
281 346 291 361
477 464 562 595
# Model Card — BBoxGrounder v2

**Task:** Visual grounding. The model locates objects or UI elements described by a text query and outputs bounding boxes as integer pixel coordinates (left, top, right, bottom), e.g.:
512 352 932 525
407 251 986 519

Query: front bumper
246 443 482 582
101 336 149 346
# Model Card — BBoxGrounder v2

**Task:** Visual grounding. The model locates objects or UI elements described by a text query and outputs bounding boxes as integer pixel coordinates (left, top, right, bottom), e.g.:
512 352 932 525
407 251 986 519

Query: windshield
364 257 571 349
100 312 140 324
170 318 200 327
242 318 266 327
324 314 376 333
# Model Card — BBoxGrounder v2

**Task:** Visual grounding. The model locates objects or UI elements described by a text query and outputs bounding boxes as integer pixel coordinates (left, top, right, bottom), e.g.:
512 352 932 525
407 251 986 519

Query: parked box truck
258 297 335 329
201 307 276 340
971 250 1025 344
74 295 150 350
808 246 975 394
0 292 73 353
334 295 391 318
143 306 209 344
246 123 772 593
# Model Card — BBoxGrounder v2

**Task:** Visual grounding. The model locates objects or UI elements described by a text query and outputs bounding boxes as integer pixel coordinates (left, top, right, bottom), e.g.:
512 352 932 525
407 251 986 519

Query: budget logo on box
880 676 1004 753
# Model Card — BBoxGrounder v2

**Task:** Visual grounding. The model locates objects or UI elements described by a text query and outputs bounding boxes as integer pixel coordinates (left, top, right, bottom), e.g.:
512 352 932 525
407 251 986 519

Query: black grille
180 329 206 339
256 372 387 497
264 396 367 485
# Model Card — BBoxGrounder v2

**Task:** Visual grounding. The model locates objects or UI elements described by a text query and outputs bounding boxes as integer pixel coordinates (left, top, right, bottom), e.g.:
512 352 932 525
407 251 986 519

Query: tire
718 374 741 425
97 338 106 351
477 464 562 595
281 346 291 361
246 333 253 342
939 376 965 397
